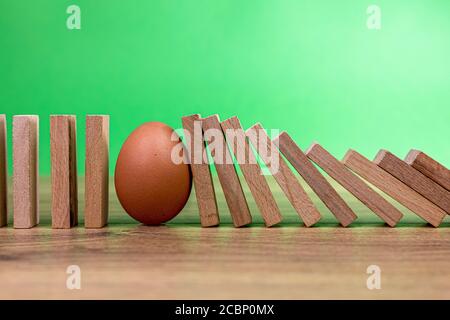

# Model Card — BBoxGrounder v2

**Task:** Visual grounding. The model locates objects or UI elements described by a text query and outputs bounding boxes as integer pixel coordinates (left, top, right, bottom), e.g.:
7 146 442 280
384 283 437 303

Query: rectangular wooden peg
50 115 78 228
85 115 109 228
13 115 39 228
0 115 7 227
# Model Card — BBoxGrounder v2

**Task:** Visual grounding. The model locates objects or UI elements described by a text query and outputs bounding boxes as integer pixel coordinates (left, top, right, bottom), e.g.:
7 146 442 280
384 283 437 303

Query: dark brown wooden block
221 117 282 227
343 149 445 227
405 149 450 192
50 115 78 229
375 150 450 214
13 115 39 228
182 114 219 227
246 123 320 226
273 132 356 226
85 115 109 228
202 115 252 227
0 115 7 227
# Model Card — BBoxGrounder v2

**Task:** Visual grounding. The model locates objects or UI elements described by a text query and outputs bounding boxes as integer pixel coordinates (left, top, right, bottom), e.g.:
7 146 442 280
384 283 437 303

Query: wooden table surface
0 176 449 299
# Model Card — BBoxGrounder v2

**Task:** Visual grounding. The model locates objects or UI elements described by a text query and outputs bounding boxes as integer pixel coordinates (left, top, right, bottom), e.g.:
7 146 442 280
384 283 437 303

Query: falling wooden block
306 143 403 227
274 132 356 227
85 115 109 228
182 114 219 227
405 149 450 192
202 115 252 227
343 149 445 227
246 123 320 226
221 117 282 227
50 115 78 229
13 115 39 228
374 150 450 214
0 115 7 227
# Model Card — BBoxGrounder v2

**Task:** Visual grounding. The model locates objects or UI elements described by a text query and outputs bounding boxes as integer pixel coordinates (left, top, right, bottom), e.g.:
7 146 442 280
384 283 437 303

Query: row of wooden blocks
182 114 450 227
0 115 109 229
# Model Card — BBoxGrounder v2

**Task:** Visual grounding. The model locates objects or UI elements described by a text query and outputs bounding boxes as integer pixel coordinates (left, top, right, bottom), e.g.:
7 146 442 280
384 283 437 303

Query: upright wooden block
0 115 7 227
50 115 78 228
343 150 445 227
13 115 39 228
85 115 109 228
274 132 356 227
405 149 450 191
306 143 403 227
202 115 252 227
182 114 219 227
374 150 450 214
221 117 282 227
246 123 321 226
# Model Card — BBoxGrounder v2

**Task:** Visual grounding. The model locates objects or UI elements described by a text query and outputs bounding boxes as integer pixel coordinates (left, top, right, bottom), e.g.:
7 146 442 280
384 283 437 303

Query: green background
1 0 449 175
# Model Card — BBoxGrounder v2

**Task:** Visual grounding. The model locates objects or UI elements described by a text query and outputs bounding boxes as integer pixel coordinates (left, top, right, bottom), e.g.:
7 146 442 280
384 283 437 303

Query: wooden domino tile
182 114 219 227
50 115 78 229
375 150 450 214
0 115 7 227
246 123 321 227
306 143 403 227
202 115 252 227
274 132 356 227
343 149 446 227
13 115 39 228
85 115 109 228
221 117 282 227
405 149 450 192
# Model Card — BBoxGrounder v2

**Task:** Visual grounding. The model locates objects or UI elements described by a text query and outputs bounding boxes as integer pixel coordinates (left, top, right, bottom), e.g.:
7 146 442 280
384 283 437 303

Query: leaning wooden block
202 114 252 227
375 150 450 214
50 115 78 228
246 123 320 226
306 143 403 227
0 115 7 227
13 115 39 228
274 132 356 227
343 149 445 227
405 149 450 192
85 115 109 228
182 114 219 227
221 117 282 227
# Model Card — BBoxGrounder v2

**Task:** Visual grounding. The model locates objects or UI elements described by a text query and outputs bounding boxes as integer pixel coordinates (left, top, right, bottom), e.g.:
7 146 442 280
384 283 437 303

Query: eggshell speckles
114 122 192 225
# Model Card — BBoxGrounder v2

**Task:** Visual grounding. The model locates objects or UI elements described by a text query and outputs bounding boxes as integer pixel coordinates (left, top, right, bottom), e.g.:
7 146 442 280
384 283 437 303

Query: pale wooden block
182 114 219 227
375 150 450 214
246 123 320 227
0 115 7 227
202 115 252 227
85 115 109 228
50 115 78 228
343 149 446 227
306 143 403 227
13 115 39 228
274 132 356 227
405 149 450 192
221 117 282 227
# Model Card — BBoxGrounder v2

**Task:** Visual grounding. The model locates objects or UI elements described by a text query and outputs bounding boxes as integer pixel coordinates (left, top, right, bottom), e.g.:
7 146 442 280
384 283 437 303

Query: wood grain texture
221 117 282 227
85 115 109 228
13 115 39 228
50 115 78 229
182 114 219 227
306 143 403 227
0 115 7 227
343 149 446 227
405 149 450 191
375 150 450 214
202 115 252 227
274 132 356 226
246 123 320 226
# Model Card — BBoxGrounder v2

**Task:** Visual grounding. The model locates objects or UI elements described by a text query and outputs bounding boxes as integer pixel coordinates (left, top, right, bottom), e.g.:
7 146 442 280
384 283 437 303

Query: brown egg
114 122 192 225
